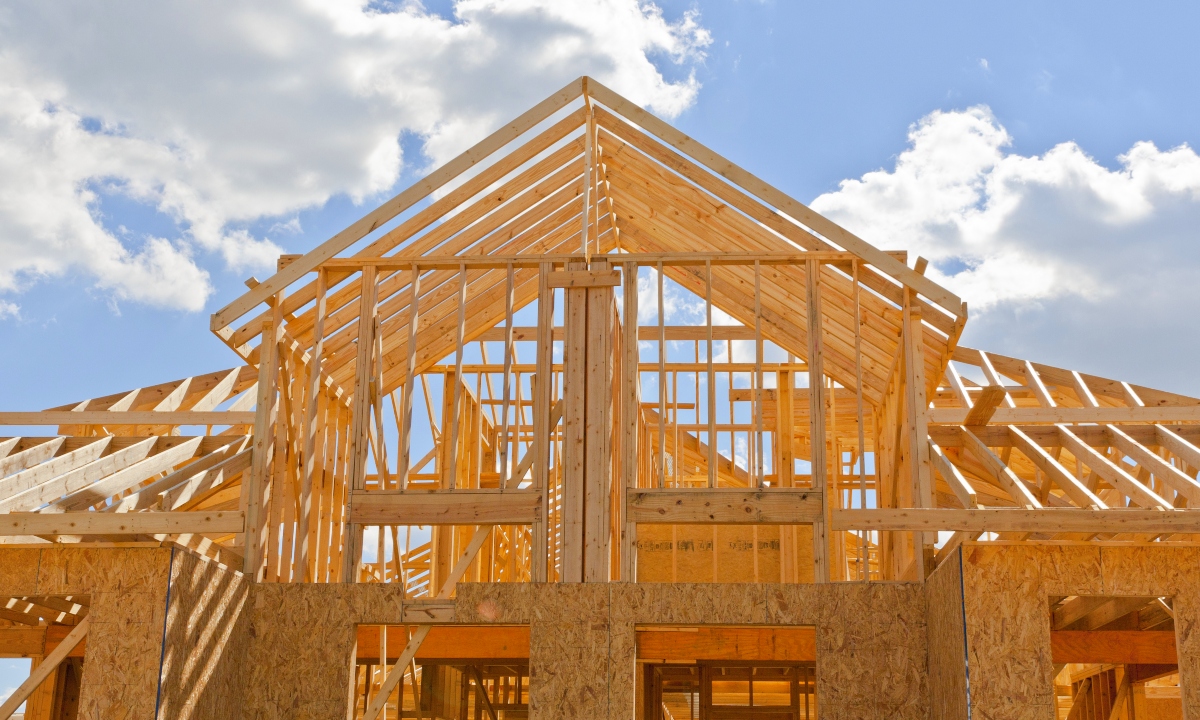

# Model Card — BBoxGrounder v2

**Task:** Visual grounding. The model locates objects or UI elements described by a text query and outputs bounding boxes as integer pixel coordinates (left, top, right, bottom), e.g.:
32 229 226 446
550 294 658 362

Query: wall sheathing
925 547 969 720
16 543 1198 720
240 583 410 719
456 581 929 719
0 546 172 719
958 542 1200 719
158 548 251 719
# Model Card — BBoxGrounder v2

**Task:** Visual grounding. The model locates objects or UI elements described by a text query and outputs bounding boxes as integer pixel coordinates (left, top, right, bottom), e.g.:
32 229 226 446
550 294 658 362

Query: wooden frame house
2 77 1198 719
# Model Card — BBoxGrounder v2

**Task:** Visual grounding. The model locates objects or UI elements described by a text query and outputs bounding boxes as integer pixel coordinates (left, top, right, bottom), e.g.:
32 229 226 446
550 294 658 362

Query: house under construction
1 77 1198 720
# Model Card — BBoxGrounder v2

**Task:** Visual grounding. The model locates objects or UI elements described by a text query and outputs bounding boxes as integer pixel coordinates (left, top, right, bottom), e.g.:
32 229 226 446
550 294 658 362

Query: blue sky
2 0 1200 417
0 1 1198 707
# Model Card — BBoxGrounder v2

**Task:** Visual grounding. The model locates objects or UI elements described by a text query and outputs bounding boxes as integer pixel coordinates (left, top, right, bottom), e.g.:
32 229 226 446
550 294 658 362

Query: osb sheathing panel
241 583 410 720
458 582 928 720
960 543 1200 720
0 546 173 720
925 548 968 720
159 549 250 720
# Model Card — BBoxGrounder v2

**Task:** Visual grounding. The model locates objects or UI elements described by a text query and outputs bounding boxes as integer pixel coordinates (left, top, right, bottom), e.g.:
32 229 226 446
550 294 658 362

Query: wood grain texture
628 488 822 524
348 489 541 525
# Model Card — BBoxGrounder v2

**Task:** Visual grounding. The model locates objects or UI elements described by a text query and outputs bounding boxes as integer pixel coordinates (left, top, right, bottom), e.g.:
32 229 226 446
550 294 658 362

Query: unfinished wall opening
0 595 89 720
1049 595 1180 719
636 626 816 719
352 625 529 719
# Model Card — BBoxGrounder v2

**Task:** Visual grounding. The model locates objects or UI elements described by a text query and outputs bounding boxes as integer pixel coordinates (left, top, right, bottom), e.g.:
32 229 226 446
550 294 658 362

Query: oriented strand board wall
158 548 250 720
456 582 929 719
241 583 410 719
0 545 173 719
959 543 1200 720
925 547 969 720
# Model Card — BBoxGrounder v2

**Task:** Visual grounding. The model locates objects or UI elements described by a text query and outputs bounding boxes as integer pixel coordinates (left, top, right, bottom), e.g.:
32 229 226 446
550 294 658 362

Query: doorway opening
636 626 816 719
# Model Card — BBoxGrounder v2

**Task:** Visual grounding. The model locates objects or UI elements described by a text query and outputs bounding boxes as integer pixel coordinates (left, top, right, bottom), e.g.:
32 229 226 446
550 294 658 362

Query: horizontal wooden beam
0 510 244 536
628 488 823 524
356 626 529 661
929 423 1200 448
348 491 541 526
475 326 776 342
544 270 621 288
43 625 86 659
312 251 876 271
831 508 1200 534
1051 630 1176 664
0 412 255 426
636 627 816 663
930 406 1200 425
0 627 45 657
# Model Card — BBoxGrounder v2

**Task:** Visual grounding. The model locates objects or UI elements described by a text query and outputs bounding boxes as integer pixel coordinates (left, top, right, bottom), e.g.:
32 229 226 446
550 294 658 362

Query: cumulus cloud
811 106 1200 393
0 0 710 312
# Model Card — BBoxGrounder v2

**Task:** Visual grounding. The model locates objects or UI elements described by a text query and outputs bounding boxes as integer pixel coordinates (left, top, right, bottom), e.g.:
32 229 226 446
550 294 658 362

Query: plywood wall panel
959 543 1200 720
0 548 41 593
816 582 928 719
459 582 928 720
0 546 173 720
158 549 250 720
925 548 968 720
455 581 533 623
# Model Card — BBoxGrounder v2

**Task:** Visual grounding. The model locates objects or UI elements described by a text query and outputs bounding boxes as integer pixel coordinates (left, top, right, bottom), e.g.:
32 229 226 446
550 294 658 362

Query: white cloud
0 0 710 311
811 106 1200 394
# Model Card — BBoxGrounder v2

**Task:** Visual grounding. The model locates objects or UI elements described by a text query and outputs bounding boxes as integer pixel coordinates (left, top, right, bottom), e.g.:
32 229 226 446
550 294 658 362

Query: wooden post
620 261 639 581
531 263 554 582
397 268 421 489
499 263 515 489
705 261 716 488
754 261 765 489
777 371 795 487
903 289 933 579
584 258 613 582
581 79 593 261
806 258 829 584
343 266 378 583
561 261 587 583
852 261 869 580
243 309 280 580
446 264 468 489
297 270 327 581
657 262 667 488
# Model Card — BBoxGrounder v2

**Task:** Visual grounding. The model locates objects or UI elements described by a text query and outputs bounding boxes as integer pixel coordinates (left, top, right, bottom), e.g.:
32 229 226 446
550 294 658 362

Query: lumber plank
831 508 1200 533
348 490 541 525
0 412 254 425
1050 630 1176 664
636 627 816 662
931 406 1200 424
0 511 244 536
627 488 823 524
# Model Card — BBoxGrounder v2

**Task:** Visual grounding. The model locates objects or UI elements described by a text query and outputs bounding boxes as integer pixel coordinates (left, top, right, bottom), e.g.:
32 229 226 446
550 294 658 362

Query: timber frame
2 76 1198 719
